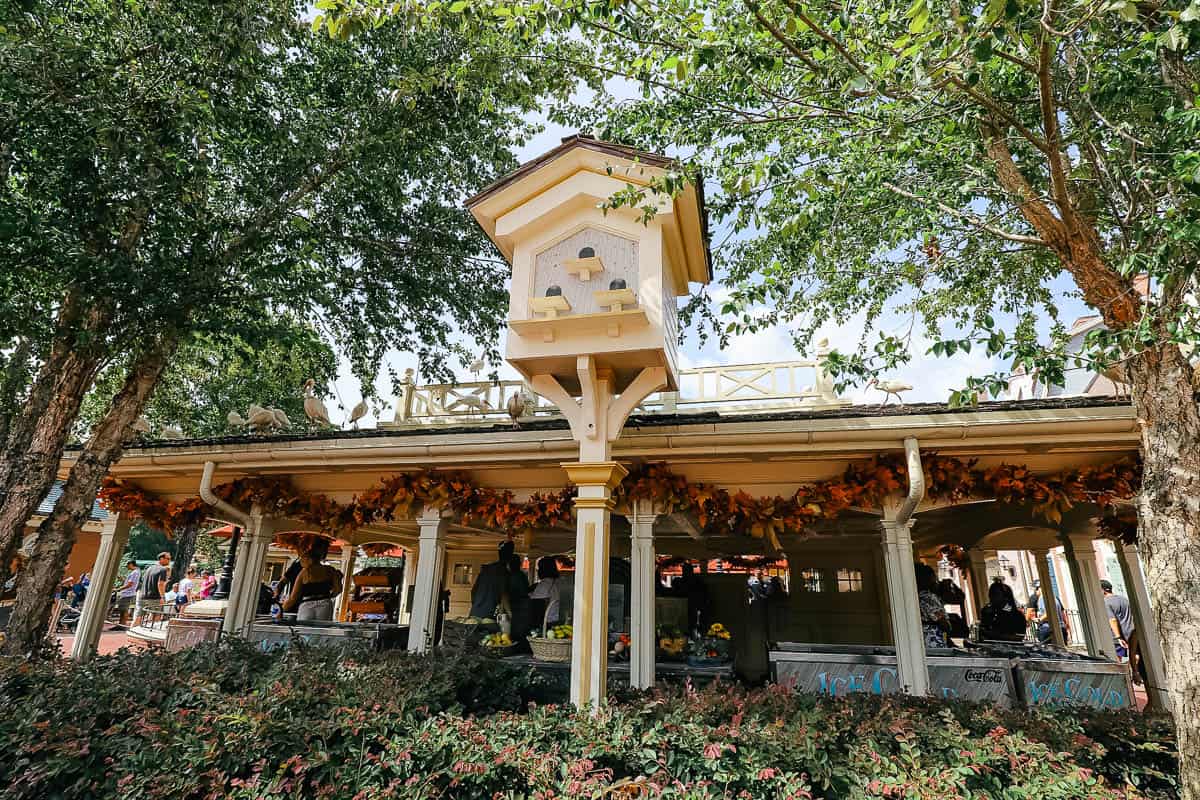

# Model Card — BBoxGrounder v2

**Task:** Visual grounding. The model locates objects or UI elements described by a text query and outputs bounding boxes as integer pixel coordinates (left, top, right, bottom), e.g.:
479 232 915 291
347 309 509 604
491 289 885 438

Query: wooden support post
407 511 447 653
563 461 627 708
626 499 658 690
1031 548 1066 647
71 514 132 661
336 545 357 621
1062 531 1117 660
881 518 929 695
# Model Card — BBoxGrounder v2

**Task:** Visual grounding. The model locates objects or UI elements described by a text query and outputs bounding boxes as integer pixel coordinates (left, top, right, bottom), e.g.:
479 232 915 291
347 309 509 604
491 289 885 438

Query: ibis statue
303 379 333 428
867 377 912 407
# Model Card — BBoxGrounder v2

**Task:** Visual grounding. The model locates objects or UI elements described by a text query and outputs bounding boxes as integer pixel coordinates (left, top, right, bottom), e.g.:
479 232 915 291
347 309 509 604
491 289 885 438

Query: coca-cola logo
964 669 1003 684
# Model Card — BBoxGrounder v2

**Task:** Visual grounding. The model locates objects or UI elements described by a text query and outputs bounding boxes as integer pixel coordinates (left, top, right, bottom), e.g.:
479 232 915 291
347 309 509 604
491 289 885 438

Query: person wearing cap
1102 580 1135 658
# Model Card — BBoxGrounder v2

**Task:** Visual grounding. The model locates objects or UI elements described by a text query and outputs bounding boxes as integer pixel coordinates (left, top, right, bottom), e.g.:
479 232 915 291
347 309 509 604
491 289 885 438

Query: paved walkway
56 626 132 657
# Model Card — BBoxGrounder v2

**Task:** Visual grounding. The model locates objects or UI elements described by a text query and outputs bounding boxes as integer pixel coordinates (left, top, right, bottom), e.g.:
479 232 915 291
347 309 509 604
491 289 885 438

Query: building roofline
88 395 1132 454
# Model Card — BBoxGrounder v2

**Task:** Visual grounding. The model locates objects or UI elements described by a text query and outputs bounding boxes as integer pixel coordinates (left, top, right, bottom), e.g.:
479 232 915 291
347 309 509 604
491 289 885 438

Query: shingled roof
35 481 107 522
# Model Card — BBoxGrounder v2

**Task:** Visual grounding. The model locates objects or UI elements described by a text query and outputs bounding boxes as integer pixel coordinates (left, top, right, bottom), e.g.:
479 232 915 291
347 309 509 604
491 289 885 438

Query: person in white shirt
164 583 179 604
177 567 197 605
529 556 562 631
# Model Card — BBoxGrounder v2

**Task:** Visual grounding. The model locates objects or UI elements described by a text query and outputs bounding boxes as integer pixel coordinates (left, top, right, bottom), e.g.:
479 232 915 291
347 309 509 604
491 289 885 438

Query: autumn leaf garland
99 454 1141 544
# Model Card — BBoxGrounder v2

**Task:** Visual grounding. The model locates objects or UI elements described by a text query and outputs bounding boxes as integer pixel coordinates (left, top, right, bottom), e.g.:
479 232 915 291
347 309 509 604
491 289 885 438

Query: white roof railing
384 356 849 428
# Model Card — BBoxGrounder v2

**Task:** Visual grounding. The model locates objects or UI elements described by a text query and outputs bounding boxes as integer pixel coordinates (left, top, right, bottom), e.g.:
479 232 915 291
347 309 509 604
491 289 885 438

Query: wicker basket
528 636 572 663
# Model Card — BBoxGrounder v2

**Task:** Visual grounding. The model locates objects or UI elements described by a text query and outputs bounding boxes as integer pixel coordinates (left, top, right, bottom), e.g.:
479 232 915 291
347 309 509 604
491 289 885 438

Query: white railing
385 354 848 427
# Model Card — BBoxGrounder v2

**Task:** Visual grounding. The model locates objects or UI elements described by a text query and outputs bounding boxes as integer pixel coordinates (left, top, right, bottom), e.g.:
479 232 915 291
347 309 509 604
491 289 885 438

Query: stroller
57 604 82 632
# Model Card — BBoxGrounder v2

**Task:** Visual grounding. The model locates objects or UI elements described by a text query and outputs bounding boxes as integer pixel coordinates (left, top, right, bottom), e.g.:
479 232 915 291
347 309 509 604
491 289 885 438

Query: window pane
836 568 863 593
798 568 823 592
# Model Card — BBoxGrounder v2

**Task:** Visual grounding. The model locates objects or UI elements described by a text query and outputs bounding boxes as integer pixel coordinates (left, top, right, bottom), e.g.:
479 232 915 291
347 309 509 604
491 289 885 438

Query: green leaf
448 1 468 11
1161 25 1187 51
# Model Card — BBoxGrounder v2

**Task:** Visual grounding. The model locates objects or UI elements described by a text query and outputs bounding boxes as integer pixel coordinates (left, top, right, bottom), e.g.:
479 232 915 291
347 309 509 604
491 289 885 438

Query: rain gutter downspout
896 437 925 524
890 437 929 695
200 461 250 526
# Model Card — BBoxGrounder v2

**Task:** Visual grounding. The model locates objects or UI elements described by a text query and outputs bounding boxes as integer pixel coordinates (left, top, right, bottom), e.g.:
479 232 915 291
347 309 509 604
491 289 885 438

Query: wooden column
1062 532 1117 660
626 499 658 690
407 510 447 653
881 517 929 695
965 547 997 613
336 545 357 621
71 514 132 661
1116 542 1171 711
223 507 274 636
1030 548 1066 647
563 461 627 708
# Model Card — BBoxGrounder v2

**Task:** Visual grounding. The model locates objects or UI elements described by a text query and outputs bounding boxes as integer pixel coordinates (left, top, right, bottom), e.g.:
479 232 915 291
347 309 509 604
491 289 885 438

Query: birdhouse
467 135 711 393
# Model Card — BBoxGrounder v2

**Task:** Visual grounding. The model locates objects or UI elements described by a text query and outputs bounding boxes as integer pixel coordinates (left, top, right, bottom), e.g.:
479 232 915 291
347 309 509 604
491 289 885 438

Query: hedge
0 640 1178 799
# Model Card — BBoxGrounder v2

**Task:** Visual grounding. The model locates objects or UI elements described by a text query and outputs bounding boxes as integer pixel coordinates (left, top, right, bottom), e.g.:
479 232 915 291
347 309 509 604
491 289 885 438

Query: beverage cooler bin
770 642 1135 709
769 643 1016 707
248 617 408 652
1012 658 1134 710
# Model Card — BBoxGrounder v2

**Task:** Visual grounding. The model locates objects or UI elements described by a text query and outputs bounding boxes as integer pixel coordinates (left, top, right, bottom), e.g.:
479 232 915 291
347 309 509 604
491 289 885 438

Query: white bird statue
161 424 184 439
469 357 485 377
131 416 152 436
455 394 492 417
246 404 278 434
347 399 368 429
227 410 248 430
505 391 531 429
303 379 332 427
867 377 912 407
269 407 292 430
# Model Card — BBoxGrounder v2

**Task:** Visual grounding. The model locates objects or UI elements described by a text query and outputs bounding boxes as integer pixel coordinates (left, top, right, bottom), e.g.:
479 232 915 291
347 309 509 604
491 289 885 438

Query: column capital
416 510 449 540
417 506 452 526
99 512 133 538
625 496 661 531
561 461 628 490
1061 531 1098 551
879 518 914 546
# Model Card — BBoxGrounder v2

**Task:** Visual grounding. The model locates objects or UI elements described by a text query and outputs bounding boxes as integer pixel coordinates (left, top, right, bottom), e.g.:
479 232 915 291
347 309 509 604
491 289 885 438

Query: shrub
0 643 1177 799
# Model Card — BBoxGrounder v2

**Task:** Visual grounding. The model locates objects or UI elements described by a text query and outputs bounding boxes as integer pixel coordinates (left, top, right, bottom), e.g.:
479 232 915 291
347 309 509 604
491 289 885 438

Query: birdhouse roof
467 134 712 288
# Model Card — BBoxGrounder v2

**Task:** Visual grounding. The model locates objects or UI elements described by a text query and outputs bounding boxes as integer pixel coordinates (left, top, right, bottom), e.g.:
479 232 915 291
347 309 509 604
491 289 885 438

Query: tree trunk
0 296 112 587
1 334 178 656
1128 342 1200 799
172 523 200 586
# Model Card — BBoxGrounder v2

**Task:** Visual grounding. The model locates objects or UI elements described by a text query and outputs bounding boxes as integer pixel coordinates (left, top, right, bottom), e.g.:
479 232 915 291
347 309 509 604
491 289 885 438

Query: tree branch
745 0 825 74
1036 5 1074 217
881 181 1046 245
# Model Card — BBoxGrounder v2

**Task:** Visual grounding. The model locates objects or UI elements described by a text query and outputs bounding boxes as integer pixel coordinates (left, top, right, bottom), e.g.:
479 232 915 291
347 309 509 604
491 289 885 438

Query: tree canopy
319 0 1200 787
0 0 577 651
76 322 339 440
323 0 1198 397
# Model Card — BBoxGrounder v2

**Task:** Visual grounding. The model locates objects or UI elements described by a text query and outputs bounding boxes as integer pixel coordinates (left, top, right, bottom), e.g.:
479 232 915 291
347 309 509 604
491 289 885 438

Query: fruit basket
481 630 523 657
529 623 573 663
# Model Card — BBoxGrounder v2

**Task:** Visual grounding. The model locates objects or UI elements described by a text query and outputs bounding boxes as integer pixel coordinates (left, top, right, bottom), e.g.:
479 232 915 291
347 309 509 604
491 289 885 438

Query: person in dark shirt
140 552 171 601
281 537 343 621
980 580 1027 641
502 550 532 641
273 558 303 605
674 563 709 634
469 540 515 619
1102 580 1136 658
